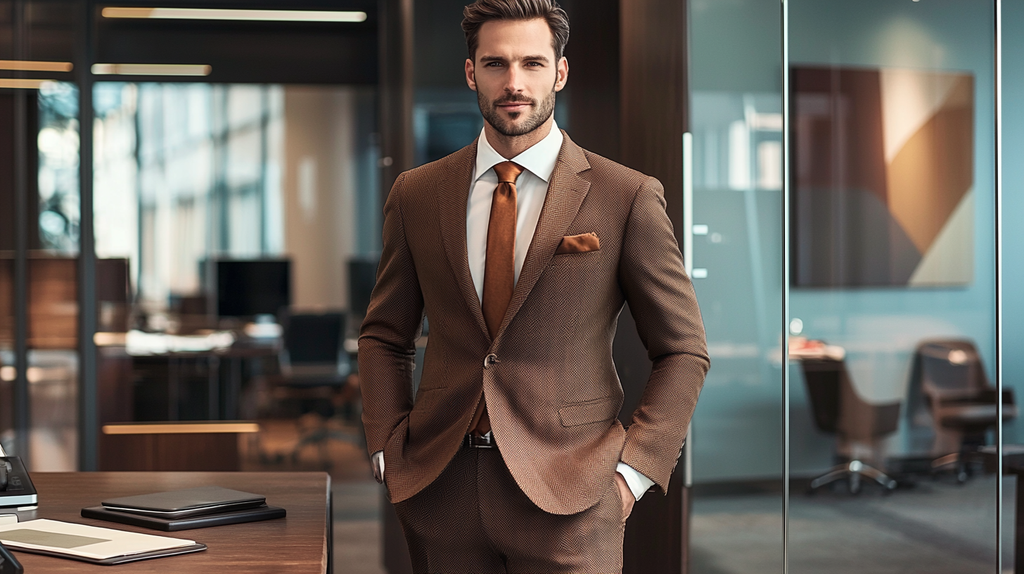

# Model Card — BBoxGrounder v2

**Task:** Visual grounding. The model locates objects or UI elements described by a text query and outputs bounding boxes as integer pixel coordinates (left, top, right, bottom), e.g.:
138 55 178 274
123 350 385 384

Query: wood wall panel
618 1 689 573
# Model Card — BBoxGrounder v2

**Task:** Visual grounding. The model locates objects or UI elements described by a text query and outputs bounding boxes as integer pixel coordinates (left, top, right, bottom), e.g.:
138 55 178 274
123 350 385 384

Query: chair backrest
800 358 901 440
915 339 991 398
281 312 346 369
800 359 842 434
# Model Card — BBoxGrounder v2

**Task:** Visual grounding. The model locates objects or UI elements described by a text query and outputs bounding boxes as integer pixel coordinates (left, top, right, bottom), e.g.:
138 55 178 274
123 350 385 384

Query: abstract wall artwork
790 66 974 288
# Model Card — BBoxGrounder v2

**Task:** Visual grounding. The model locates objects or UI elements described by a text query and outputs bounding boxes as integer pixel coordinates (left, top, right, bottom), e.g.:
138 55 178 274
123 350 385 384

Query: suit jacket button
484 354 498 368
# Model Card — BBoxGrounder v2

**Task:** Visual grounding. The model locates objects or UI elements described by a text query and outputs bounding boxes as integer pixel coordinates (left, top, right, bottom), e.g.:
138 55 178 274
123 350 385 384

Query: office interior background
2 0 1024 573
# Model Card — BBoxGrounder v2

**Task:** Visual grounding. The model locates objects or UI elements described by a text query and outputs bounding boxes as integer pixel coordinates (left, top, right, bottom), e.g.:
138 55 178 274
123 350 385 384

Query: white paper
0 519 195 560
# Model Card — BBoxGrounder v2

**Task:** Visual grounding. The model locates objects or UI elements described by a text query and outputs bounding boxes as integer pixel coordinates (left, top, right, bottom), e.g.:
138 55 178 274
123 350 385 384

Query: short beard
479 86 557 138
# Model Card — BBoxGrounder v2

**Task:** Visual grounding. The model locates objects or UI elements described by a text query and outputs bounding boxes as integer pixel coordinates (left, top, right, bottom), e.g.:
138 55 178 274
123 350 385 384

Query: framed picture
790 65 974 288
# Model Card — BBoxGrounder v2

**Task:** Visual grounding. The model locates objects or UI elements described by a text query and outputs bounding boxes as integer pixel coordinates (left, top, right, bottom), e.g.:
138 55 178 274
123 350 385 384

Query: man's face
465 18 568 138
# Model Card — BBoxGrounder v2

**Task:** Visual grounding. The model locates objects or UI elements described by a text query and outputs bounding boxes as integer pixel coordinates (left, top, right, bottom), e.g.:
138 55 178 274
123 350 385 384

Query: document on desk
0 519 206 564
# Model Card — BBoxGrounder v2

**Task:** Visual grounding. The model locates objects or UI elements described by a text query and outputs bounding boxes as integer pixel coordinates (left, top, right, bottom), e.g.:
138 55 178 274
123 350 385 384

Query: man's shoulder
397 140 477 188
572 143 663 196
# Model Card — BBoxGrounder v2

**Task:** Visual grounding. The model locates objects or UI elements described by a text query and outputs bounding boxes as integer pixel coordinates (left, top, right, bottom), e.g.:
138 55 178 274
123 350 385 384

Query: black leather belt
464 433 497 449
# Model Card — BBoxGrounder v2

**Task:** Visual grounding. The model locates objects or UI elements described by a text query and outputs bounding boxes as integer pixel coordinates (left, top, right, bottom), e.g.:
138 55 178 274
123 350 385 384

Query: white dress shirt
375 122 655 501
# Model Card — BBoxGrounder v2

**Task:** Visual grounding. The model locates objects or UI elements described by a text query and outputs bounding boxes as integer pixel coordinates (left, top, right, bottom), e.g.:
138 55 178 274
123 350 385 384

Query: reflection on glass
788 0 997 572
38 82 81 254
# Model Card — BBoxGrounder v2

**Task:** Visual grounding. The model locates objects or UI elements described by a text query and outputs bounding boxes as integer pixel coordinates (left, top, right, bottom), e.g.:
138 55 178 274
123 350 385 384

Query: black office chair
909 339 1016 482
800 358 900 494
265 312 360 466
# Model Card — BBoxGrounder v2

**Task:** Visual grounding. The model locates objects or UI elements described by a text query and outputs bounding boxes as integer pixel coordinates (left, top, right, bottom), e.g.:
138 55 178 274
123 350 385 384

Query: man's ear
465 58 477 91
554 56 569 92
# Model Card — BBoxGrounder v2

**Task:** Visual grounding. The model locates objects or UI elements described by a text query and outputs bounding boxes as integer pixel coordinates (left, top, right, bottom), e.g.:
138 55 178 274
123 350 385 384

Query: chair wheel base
808 460 898 494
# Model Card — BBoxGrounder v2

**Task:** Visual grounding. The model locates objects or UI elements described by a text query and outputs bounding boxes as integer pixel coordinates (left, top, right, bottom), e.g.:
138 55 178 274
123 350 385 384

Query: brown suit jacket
359 132 709 515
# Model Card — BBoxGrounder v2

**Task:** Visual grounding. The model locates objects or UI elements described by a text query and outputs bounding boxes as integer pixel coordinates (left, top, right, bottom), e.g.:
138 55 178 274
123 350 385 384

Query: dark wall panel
617 0 689 574
563 0 620 161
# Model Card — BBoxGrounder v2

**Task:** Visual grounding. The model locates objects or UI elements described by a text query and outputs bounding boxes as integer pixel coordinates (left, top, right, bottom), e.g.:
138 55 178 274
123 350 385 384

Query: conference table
2 472 331 573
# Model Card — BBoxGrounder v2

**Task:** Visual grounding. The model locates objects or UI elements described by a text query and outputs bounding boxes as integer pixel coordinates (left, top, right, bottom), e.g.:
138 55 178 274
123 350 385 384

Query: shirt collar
474 121 564 184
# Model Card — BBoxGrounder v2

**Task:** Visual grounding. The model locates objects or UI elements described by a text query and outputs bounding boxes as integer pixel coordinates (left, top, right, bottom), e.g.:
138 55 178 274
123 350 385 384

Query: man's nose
504 65 524 93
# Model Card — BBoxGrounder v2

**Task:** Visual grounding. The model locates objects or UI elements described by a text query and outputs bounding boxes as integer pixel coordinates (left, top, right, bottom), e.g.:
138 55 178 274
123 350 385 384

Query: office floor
249 420 1015 574
692 476 1012 574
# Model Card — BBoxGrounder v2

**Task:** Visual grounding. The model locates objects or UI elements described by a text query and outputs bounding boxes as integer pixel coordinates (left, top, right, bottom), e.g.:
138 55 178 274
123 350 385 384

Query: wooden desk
5 472 331 573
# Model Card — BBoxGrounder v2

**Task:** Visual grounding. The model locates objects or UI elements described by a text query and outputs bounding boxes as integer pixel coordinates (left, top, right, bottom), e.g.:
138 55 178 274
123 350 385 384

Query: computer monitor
348 256 378 319
214 259 291 319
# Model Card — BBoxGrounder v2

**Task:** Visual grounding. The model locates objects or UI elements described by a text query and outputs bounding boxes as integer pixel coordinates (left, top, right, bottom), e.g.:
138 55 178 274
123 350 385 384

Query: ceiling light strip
0 60 73 72
0 78 54 89
101 7 367 22
91 63 212 76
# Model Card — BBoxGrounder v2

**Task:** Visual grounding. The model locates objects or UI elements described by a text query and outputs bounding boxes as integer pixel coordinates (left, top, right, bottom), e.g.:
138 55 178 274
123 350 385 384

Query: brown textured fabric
471 161 524 436
555 231 601 254
359 132 710 516
394 446 624 573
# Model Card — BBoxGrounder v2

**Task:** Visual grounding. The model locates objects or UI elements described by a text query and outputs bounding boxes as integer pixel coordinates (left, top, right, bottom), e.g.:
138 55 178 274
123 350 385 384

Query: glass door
687 1 786 572
785 0 999 572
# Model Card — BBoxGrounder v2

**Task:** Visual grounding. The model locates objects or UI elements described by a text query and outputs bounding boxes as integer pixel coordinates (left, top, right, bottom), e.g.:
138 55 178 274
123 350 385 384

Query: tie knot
494 161 524 184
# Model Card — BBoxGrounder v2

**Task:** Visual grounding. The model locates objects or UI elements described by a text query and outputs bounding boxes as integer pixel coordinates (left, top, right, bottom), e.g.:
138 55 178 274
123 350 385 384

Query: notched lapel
438 140 490 339
497 132 592 338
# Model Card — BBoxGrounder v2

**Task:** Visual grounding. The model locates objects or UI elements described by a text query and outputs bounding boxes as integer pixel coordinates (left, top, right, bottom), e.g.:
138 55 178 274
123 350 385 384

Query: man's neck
483 117 554 159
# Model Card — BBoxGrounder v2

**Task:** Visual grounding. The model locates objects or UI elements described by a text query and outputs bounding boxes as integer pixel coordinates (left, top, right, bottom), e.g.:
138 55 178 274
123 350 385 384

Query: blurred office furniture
124 331 279 422
263 311 358 466
909 339 1016 481
0 255 130 348
347 256 379 324
98 421 259 471
167 292 212 334
210 258 292 320
800 357 900 493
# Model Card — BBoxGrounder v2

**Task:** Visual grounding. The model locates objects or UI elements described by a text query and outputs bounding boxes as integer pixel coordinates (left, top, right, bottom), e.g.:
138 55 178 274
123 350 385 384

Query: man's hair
462 0 570 61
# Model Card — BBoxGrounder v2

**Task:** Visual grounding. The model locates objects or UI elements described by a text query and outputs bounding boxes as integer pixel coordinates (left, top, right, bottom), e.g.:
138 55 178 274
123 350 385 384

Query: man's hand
614 472 635 522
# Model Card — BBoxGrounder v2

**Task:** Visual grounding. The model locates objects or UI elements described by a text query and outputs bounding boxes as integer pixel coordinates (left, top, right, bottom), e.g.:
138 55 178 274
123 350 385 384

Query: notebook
0 519 205 565
101 486 266 519
82 504 286 532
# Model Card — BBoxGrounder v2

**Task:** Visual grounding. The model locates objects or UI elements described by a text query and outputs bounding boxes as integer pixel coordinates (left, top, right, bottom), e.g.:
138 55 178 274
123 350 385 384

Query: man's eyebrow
478 55 550 63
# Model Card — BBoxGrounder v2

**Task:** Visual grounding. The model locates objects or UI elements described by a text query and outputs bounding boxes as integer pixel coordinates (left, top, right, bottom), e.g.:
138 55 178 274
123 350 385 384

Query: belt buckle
464 433 496 449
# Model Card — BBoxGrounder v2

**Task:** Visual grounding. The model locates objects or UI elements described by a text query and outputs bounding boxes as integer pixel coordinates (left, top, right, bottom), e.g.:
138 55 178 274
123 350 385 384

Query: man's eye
485 62 503 67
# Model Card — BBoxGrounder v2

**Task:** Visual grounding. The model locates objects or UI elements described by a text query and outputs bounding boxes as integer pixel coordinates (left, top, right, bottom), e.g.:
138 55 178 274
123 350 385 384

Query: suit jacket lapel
496 132 592 338
438 139 490 339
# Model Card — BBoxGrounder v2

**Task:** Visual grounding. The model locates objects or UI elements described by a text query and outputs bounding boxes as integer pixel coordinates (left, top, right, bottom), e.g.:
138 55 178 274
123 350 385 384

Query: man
359 0 709 571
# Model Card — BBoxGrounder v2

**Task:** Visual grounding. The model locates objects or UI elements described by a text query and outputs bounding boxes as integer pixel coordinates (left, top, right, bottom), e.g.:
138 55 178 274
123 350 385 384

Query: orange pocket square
555 232 601 254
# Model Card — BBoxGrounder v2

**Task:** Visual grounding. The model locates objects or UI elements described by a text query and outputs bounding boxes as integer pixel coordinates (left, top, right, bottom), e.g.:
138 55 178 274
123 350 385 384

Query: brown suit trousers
395 446 625 573
359 132 709 565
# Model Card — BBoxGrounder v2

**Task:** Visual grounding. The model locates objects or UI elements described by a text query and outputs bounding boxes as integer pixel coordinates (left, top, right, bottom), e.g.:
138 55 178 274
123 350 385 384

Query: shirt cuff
616 462 655 501
372 451 385 484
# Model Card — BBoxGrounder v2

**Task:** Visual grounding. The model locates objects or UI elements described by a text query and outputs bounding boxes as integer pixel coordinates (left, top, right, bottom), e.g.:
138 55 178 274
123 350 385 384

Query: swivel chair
909 339 1016 482
264 311 359 467
800 358 900 494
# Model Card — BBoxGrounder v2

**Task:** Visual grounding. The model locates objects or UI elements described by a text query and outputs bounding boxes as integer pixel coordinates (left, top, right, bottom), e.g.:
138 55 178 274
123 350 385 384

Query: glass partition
688 1 785 572
786 1 998 572
1 1 80 471
1001 2 1023 570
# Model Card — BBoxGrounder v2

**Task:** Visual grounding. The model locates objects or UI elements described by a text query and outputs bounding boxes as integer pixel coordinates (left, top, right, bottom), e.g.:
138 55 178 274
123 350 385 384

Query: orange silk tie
470 160 523 436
